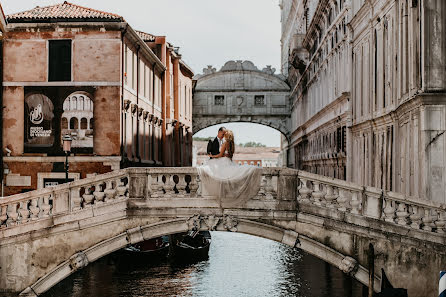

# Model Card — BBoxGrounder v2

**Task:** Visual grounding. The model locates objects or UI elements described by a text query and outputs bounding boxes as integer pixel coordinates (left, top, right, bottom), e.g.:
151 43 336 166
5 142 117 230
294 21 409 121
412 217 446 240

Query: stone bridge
192 60 291 140
1 168 445 297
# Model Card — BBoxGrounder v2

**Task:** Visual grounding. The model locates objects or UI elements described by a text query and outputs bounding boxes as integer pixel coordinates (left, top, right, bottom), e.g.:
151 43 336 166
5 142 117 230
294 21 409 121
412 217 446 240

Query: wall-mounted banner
24 87 95 154
24 94 54 147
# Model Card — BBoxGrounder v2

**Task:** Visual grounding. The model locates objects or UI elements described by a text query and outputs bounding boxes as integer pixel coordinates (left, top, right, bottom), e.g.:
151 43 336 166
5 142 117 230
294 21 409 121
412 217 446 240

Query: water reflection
43 232 364 297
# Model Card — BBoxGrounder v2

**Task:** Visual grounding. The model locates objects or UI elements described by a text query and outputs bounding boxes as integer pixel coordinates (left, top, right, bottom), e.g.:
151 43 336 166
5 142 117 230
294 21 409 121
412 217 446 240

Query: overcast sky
2 0 282 146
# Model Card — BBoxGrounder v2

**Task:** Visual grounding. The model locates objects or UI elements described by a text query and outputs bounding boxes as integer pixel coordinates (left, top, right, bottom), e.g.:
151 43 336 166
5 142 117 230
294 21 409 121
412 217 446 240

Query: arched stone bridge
1 168 445 297
192 60 291 139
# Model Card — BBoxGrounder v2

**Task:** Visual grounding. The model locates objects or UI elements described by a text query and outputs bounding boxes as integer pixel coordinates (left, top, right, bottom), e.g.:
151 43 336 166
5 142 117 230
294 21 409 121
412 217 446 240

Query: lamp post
62 135 72 183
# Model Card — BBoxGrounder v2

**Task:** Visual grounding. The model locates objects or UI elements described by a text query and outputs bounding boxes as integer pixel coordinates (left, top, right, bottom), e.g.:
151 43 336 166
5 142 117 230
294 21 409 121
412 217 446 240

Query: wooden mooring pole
368 243 375 297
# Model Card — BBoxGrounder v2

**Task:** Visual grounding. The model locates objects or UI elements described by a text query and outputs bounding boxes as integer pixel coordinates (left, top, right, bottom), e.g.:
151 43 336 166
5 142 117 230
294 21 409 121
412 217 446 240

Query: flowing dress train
197 157 262 208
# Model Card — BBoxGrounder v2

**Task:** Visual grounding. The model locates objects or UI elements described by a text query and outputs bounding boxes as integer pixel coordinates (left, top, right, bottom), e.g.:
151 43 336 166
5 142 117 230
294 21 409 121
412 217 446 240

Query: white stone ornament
203 215 220 231
187 214 201 231
223 215 238 232
69 252 89 271
338 256 358 275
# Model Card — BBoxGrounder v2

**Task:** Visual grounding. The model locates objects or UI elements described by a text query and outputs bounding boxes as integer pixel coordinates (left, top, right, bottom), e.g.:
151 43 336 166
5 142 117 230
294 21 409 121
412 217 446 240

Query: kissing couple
198 126 262 207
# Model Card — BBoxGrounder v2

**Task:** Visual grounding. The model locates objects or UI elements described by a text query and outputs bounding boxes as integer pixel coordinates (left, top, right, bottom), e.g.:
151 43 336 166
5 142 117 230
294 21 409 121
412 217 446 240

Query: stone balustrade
0 170 129 231
1 167 446 237
297 170 446 234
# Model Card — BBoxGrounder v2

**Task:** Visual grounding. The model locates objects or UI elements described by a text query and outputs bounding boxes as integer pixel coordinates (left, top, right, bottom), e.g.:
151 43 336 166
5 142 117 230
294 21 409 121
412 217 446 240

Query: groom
207 126 226 158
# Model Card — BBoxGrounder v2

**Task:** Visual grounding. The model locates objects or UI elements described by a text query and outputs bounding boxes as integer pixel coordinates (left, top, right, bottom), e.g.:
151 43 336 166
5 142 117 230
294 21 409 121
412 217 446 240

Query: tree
241 141 266 147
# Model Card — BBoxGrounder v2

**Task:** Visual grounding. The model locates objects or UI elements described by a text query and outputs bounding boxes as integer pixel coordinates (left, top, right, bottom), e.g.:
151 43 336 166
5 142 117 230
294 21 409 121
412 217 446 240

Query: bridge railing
126 167 298 202
1 167 446 236
297 170 446 233
0 170 129 229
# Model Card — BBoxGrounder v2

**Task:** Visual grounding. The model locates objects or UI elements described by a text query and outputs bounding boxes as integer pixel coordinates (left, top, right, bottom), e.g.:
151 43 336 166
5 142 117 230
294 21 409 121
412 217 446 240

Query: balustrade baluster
324 185 338 208
409 205 422 229
83 186 95 206
93 183 105 204
6 203 19 226
176 175 187 197
162 174 174 197
383 199 396 223
104 180 116 202
435 210 446 233
18 201 30 224
298 178 311 203
188 174 200 197
312 181 324 206
337 188 350 211
40 195 52 217
116 179 128 199
29 198 40 220
422 208 433 232
395 202 409 226
350 191 361 214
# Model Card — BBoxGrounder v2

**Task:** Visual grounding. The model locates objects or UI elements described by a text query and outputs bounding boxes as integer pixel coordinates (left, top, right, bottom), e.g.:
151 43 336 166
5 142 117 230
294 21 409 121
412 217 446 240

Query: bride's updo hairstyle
225 130 235 159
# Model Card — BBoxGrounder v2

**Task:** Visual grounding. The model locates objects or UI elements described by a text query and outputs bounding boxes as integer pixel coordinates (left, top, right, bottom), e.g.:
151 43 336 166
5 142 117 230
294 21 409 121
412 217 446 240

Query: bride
197 130 262 207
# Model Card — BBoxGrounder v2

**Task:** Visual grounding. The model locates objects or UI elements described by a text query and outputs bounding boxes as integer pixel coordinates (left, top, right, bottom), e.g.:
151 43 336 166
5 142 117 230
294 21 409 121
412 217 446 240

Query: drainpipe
136 45 140 163
120 25 128 168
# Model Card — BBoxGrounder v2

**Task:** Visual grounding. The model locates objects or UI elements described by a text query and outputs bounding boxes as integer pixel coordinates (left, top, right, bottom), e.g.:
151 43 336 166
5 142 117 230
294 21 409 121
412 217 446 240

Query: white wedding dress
197 156 262 207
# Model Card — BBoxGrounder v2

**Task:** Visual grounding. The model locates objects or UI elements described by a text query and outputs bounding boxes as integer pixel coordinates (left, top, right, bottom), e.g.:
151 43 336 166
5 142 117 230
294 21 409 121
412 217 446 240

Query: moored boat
122 236 170 260
170 231 211 261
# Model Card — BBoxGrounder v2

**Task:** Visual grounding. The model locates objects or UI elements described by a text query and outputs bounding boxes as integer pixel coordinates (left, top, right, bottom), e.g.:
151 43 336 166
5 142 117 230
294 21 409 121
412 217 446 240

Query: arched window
81 118 88 129
70 118 78 130
61 118 68 129
90 118 94 130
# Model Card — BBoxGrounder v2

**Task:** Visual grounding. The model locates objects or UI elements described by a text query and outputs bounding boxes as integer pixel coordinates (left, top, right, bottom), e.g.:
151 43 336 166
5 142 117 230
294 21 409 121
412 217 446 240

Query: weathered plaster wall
73 36 121 82
93 86 121 156
3 86 24 155
3 39 46 82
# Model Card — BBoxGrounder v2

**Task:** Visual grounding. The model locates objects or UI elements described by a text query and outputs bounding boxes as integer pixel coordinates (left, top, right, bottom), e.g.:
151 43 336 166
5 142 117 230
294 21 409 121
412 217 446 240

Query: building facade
281 0 446 202
1 2 193 196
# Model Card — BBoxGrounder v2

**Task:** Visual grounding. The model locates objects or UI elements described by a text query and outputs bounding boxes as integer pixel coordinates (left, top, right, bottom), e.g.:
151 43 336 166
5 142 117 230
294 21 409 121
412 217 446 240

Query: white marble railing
0 170 129 229
127 167 294 201
298 170 446 233
1 167 446 236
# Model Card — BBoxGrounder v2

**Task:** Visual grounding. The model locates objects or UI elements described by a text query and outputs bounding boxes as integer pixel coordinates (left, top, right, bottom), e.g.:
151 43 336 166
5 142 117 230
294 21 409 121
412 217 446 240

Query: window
254 95 265 106
214 95 224 105
49 40 71 81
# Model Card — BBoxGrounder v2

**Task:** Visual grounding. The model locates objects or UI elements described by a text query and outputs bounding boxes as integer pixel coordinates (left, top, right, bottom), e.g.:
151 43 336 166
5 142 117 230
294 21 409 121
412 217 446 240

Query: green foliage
240 141 266 147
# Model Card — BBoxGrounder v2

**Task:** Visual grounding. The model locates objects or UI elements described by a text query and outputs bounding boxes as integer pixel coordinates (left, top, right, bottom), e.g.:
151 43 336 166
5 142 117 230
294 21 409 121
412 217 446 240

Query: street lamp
62 135 72 183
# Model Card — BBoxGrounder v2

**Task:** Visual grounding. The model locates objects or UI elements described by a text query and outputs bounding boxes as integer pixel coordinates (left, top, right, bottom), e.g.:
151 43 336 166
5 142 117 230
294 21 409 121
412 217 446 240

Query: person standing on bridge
200 128 262 208
207 126 227 159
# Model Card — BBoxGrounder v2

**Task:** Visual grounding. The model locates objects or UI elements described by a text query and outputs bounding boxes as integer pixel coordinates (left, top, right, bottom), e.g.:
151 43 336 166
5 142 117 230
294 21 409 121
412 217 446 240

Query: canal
43 232 365 297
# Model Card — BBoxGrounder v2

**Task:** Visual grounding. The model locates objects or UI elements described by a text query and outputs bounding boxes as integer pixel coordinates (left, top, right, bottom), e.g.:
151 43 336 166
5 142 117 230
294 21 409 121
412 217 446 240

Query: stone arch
192 119 291 142
21 218 380 296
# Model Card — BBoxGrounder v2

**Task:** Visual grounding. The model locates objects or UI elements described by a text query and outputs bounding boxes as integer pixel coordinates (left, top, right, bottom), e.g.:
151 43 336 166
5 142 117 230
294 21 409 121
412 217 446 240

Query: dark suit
207 137 221 158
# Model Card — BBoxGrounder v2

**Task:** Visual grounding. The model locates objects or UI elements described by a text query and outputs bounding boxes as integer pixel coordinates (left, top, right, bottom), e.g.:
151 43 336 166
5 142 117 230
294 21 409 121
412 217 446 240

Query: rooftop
136 30 156 42
7 1 124 23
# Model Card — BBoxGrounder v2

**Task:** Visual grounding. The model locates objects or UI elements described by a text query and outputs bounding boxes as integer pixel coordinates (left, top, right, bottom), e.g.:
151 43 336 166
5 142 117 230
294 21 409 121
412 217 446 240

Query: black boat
122 236 170 260
170 231 211 261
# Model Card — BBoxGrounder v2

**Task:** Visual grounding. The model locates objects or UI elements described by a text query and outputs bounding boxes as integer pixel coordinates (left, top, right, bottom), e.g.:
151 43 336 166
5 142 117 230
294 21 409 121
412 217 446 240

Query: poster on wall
24 94 55 148
24 87 95 154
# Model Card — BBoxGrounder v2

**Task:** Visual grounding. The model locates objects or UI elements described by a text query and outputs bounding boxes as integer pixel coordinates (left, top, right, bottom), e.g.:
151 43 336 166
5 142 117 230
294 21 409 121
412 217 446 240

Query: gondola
170 231 211 261
122 236 170 260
